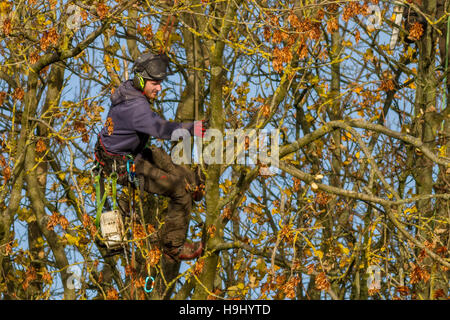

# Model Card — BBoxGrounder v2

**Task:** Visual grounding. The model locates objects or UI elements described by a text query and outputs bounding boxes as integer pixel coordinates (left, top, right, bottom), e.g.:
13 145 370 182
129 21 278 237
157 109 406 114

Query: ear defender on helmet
132 73 145 91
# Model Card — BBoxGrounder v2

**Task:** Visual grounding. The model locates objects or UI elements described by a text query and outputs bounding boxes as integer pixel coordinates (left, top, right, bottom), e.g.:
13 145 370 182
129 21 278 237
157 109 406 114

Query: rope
126 157 155 298
130 184 136 299
134 173 157 297
160 0 178 54
193 14 199 122
444 12 450 111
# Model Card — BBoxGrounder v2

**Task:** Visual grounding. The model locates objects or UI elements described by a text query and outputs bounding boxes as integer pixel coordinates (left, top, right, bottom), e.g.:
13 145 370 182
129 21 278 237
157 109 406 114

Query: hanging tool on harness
92 163 127 251
126 155 139 188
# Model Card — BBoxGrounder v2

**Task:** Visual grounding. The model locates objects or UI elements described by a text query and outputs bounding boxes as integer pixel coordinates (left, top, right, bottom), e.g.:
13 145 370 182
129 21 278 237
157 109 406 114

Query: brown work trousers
94 140 196 250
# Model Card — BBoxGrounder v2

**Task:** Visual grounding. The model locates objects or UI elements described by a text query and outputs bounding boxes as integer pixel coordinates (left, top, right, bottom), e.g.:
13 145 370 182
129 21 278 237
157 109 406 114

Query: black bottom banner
0 299 444 319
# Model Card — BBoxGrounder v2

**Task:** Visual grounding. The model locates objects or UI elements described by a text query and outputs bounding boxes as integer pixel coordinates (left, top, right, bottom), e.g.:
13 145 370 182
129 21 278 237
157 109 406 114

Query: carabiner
144 276 155 293
127 159 136 183
90 163 101 179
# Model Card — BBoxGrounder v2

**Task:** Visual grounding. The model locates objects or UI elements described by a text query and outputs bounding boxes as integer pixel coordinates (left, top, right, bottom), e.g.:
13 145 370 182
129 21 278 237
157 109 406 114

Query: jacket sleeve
132 100 194 139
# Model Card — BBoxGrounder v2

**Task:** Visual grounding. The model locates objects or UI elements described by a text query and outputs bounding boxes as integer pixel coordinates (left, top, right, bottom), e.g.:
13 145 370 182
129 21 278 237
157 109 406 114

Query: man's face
143 79 162 100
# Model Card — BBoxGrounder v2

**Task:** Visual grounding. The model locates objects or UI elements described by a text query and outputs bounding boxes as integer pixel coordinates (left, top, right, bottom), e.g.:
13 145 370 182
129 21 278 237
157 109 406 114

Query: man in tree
94 52 205 261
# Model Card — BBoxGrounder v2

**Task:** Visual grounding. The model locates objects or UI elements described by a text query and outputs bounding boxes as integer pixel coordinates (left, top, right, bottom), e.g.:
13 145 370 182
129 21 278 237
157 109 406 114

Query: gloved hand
193 120 207 138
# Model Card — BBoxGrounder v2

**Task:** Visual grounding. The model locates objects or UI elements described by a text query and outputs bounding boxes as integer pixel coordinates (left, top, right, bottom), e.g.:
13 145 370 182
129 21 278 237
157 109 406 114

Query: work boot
185 182 205 202
164 241 204 261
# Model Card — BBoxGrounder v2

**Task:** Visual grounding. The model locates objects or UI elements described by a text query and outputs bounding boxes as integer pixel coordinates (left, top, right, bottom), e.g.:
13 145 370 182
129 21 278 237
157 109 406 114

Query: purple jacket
99 80 194 155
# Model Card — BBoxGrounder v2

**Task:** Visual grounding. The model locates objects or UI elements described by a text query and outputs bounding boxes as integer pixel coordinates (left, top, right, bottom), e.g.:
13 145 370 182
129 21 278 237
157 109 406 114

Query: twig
270 192 285 279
